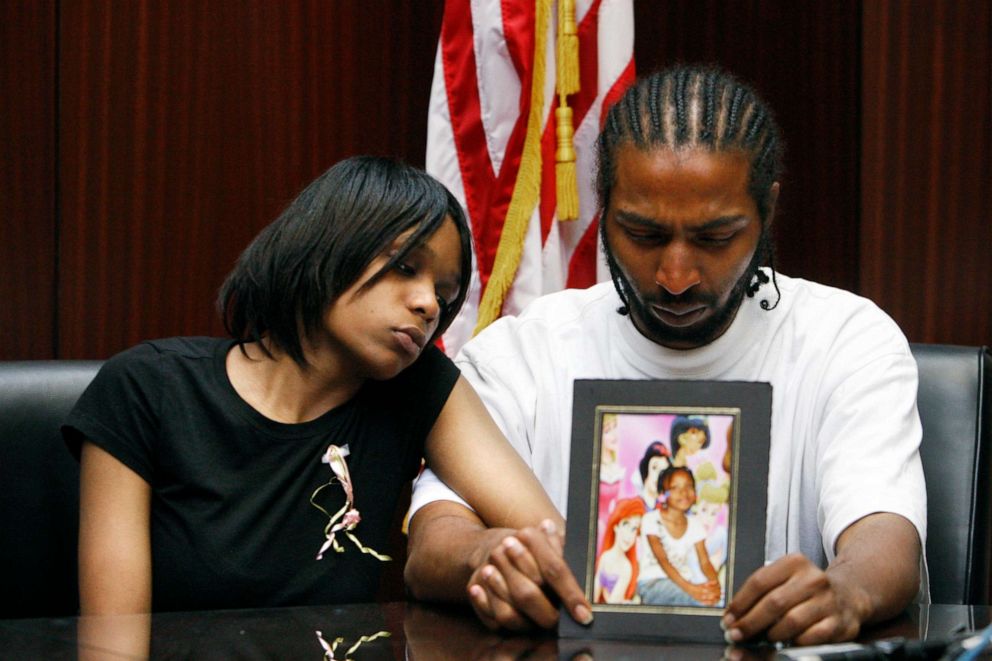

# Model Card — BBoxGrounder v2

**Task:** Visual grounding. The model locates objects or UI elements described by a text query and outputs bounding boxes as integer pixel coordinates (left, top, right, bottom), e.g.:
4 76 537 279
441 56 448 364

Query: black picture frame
560 379 771 643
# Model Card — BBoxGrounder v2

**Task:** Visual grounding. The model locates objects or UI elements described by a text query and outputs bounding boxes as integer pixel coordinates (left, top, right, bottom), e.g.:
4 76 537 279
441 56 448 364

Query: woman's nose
410 281 440 322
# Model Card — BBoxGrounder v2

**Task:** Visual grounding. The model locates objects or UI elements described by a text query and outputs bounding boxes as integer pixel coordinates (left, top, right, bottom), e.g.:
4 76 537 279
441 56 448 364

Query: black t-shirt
63 337 459 611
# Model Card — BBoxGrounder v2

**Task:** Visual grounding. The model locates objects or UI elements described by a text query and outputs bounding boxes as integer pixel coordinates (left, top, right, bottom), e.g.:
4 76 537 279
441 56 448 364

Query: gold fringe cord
555 105 579 220
473 0 551 334
555 0 580 221
556 0 579 95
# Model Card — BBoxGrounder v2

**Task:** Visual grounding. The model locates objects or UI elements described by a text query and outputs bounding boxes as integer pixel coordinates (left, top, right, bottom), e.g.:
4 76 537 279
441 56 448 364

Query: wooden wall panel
633 1 862 293
57 0 444 359
0 0 57 359
861 0 992 345
2 1 986 358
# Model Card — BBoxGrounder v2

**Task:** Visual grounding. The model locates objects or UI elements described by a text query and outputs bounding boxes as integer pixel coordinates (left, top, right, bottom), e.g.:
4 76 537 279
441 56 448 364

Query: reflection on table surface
0 602 986 660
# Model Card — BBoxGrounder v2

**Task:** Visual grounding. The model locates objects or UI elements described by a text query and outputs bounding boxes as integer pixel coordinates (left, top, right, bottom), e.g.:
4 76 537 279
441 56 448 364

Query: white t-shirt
639 511 708 583
411 273 927 585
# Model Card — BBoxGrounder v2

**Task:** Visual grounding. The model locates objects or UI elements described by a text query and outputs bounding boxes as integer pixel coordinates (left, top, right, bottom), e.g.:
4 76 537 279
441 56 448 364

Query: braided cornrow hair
597 64 785 311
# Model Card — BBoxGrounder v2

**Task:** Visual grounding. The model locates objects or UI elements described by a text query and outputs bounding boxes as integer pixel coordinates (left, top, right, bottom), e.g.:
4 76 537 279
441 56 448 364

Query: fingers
468 530 560 631
540 519 565 555
468 566 531 631
497 536 543 585
723 554 860 645
766 598 838 646
516 521 593 626
725 555 800 624
467 522 593 631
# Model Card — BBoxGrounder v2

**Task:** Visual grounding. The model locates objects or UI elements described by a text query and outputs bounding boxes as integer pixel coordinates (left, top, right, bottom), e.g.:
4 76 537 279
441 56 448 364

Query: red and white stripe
427 0 635 356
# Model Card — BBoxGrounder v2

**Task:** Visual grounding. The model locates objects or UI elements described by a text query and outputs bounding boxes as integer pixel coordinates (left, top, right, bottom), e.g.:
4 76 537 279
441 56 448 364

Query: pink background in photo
596 412 734 554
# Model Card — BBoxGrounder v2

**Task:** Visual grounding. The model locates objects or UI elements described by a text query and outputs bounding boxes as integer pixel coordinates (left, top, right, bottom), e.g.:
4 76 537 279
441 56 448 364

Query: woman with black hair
637 440 671 510
63 156 560 615
669 415 711 468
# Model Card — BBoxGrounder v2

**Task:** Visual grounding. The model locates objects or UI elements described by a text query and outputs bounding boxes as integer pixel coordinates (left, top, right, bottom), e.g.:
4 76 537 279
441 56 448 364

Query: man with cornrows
405 64 925 646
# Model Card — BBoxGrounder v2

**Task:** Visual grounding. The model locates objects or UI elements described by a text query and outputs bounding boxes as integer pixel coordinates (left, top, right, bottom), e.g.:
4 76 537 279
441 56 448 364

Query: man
404 65 926 646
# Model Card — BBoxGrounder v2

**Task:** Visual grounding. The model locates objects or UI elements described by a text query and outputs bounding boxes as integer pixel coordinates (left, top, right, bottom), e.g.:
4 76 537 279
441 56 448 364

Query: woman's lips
394 326 426 356
649 303 707 328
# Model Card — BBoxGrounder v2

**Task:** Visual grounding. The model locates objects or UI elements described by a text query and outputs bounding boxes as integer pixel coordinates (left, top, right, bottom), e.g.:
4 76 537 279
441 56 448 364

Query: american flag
426 0 635 356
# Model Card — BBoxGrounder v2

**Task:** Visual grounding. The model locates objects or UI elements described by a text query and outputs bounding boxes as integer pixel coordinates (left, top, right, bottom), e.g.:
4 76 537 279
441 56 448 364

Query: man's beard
604 229 771 350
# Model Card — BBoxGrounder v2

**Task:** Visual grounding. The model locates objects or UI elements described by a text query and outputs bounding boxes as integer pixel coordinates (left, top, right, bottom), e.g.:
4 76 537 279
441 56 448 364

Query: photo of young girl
593 498 646 604
593 410 735 610
638 466 722 607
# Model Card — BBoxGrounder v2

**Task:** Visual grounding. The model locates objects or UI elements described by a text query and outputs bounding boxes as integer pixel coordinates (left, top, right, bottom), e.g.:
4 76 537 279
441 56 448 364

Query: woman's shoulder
99 336 228 381
361 344 459 434
387 344 458 390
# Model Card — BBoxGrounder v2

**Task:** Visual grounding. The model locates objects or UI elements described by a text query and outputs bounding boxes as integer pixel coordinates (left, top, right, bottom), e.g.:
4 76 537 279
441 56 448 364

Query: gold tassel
555 0 580 221
555 105 579 220
557 0 579 95
473 0 551 334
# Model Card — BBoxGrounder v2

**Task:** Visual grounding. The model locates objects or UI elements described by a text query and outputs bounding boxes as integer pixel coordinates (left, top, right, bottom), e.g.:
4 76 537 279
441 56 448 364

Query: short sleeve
372 344 460 481
409 467 470 520
61 343 165 483
815 349 926 561
393 345 460 434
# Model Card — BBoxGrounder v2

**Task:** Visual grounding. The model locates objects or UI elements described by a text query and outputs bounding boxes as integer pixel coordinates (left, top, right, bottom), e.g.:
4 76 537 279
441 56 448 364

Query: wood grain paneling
2 1 987 359
861 0 992 345
1 0 57 359
634 1 862 293
57 0 444 359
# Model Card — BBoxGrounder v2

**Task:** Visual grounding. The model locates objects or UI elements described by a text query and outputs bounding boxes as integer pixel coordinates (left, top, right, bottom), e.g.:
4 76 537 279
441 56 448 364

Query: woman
637 441 672 510
63 156 559 614
669 415 711 468
593 498 645 604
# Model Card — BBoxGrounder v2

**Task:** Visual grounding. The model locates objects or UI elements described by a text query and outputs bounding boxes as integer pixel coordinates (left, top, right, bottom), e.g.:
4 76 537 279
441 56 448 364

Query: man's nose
655 243 701 295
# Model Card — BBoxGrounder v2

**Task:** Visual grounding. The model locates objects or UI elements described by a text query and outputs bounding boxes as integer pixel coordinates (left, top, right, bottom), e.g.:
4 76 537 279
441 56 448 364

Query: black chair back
2 347 989 614
0 361 101 618
911 344 992 605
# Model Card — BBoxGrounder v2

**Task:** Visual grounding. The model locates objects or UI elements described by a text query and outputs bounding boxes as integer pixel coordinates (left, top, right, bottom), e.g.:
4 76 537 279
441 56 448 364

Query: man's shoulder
772 273 913 368
517 281 619 320
776 274 901 334
779 273 884 310
465 283 617 348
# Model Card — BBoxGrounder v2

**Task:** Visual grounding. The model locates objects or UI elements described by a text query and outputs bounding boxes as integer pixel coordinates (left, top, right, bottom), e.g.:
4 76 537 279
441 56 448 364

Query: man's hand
405 502 593 632
722 513 921 646
722 553 867 645
467 519 593 631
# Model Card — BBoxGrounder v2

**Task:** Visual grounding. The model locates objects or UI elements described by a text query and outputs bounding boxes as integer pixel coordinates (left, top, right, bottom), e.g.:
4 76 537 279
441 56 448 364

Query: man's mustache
648 291 718 307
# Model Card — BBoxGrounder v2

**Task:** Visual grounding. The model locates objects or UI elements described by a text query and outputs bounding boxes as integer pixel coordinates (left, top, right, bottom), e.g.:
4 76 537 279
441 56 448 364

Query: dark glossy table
0 602 987 660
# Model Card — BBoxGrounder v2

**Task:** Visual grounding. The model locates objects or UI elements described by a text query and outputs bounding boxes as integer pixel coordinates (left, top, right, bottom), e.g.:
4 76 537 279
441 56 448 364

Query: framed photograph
560 380 771 643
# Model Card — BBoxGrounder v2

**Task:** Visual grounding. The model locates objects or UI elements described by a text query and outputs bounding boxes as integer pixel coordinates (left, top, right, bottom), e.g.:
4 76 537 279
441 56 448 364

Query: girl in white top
639 466 721 607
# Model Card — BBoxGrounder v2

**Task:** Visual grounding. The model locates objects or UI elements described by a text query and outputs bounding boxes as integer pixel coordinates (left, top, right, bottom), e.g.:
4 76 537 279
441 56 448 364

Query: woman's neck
226 340 363 423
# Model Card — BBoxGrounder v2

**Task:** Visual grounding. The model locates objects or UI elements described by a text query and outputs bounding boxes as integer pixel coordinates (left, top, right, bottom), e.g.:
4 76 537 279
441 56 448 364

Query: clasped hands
467 529 867 647
466 519 592 631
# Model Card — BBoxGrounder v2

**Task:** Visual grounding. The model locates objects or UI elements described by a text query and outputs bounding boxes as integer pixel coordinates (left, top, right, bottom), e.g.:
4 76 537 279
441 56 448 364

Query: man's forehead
614 144 751 186
608 144 758 223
